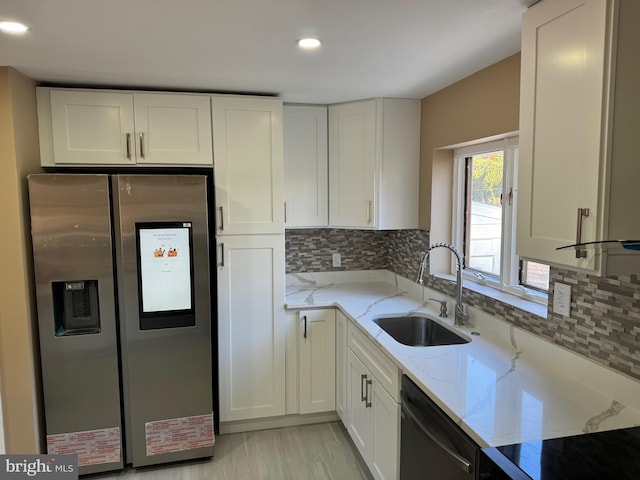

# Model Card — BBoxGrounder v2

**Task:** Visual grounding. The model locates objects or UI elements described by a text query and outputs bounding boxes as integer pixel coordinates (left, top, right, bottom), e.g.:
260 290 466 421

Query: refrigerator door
112 175 214 467
28 174 124 475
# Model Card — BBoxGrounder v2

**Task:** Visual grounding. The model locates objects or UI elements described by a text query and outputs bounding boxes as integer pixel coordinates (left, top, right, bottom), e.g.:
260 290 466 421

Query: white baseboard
219 411 340 434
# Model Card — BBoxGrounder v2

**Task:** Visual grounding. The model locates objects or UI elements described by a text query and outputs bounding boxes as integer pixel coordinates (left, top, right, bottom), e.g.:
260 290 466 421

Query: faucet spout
417 243 467 327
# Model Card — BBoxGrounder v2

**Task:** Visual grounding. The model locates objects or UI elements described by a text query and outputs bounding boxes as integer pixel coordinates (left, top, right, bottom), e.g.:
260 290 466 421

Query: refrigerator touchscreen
136 222 196 330
137 223 193 313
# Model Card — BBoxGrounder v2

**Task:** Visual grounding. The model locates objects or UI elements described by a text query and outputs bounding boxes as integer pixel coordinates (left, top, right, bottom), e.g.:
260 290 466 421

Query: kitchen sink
373 315 470 347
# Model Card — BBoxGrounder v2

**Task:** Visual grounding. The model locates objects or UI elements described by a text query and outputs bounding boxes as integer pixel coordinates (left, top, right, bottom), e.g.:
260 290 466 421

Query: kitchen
2 0 640 478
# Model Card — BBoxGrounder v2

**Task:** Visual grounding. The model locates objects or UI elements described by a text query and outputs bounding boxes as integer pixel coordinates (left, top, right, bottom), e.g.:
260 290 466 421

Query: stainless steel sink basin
373 315 470 347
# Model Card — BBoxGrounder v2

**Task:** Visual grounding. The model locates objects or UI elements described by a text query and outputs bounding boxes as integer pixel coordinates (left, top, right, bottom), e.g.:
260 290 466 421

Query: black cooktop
481 426 640 479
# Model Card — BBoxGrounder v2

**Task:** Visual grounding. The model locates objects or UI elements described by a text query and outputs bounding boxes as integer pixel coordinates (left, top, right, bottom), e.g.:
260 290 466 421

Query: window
453 137 550 301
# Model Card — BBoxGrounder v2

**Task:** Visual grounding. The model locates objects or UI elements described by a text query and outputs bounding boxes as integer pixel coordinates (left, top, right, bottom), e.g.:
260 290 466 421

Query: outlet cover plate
332 253 341 267
553 282 571 317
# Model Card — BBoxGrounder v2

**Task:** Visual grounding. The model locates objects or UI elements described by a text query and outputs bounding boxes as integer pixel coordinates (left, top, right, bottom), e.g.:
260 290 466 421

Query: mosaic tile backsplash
285 228 640 381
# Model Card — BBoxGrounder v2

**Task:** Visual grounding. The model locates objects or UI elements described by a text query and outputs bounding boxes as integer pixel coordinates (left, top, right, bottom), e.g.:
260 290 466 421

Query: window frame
452 136 548 304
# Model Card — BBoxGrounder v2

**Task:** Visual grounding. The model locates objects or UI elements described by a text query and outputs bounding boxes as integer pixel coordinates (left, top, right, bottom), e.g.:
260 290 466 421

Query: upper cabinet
212 95 284 235
328 98 420 230
517 0 640 275
37 88 213 166
283 105 329 228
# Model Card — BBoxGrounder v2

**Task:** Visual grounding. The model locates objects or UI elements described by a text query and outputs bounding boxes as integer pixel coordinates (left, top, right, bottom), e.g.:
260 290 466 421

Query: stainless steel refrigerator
28 174 214 475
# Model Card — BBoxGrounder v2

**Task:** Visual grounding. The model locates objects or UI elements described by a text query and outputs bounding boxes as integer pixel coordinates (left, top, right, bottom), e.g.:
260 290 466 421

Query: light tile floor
92 422 372 480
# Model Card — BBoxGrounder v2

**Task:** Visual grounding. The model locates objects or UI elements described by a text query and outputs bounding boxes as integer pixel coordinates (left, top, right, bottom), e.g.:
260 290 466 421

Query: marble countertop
285 270 640 448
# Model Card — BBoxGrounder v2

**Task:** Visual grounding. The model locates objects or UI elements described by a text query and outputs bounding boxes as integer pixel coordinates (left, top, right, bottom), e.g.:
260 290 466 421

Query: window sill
432 273 548 319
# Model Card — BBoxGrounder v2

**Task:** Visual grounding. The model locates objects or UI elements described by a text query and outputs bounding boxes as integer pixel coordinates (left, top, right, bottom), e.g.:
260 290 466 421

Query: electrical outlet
553 282 571 317
332 253 341 267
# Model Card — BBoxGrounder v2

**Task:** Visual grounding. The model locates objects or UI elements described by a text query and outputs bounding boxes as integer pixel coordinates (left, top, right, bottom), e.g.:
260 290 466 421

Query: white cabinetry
328 98 420 230
298 309 335 415
346 323 400 480
335 310 348 425
517 0 640 274
347 349 371 454
212 96 284 235
37 88 213 166
217 235 285 421
214 95 286 424
283 105 328 228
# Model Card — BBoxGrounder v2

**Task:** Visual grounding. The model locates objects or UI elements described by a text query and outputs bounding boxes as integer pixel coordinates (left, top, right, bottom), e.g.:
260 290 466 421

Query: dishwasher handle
401 390 472 474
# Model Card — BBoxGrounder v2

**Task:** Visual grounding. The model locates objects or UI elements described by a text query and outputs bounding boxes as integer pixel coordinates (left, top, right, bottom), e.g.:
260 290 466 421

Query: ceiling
0 0 532 104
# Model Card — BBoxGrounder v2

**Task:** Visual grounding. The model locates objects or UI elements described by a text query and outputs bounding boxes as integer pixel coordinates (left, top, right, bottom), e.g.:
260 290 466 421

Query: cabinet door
49 90 135 165
517 0 609 268
335 311 348 425
212 96 284 235
329 100 377 228
283 105 328 227
347 349 371 461
370 379 400 480
133 94 213 165
298 309 335 414
217 235 286 421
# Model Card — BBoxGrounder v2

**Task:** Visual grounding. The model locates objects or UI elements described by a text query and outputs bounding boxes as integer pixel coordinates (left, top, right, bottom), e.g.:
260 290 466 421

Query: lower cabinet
298 309 336 414
348 349 372 454
217 234 286 422
283 307 400 480
335 310 348 425
347 332 400 480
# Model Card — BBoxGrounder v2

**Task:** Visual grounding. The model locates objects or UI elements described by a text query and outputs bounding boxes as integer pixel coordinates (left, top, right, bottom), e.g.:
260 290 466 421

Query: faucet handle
454 303 468 326
429 298 448 318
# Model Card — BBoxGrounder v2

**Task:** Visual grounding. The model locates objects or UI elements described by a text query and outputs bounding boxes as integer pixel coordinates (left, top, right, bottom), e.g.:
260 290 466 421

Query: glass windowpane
467 151 503 276
522 261 550 291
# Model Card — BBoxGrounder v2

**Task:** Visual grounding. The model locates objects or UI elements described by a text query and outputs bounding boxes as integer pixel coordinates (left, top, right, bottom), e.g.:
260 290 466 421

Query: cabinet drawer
348 322 399 402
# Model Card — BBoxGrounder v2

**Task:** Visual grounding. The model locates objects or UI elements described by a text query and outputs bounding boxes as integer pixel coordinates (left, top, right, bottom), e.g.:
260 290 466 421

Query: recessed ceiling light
297 38 321 49
0 21 28 34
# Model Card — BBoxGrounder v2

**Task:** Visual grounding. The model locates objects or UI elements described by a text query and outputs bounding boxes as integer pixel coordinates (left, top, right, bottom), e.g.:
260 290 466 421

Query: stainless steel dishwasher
400 375 479 479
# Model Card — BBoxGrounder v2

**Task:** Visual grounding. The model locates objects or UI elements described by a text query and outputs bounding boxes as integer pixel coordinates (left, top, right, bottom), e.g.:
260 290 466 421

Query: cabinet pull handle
575 208 590 258
365 379 372 408
365 200 372 224
126 133 132 160
284 202 287 224
219 243 224 267
360 374 367 402
303 315 307 339
139 132 145 159
219 206 224 231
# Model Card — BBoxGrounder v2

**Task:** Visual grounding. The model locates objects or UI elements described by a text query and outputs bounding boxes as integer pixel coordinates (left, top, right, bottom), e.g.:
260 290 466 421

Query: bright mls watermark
0 455 77 479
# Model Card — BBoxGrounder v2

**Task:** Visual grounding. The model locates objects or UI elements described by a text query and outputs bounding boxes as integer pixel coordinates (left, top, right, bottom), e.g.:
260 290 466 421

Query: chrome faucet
416 243 467 327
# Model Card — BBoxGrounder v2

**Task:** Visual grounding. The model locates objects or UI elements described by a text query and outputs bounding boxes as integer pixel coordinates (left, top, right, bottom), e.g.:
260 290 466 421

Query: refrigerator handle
219 243 224 267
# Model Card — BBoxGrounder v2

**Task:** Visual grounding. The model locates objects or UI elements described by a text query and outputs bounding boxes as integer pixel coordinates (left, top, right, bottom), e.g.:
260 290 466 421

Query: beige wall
419 53 521 231
0 66 43 453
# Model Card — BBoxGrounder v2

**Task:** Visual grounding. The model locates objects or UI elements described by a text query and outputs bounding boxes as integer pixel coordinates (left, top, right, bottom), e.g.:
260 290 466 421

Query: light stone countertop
285 270 640 448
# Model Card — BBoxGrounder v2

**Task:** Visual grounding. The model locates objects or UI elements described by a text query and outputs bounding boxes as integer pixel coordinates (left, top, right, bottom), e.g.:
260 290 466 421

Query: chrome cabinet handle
400 391 472 473
365 379 372 408
219 243 224 267
139 132 145 159
284 202 287 224
126 133 132 160
303 315 307 339
360 374 367 402
219 206 224 231
576 208 590 258
365 200 372 224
